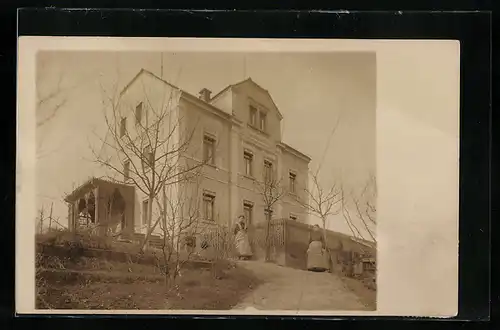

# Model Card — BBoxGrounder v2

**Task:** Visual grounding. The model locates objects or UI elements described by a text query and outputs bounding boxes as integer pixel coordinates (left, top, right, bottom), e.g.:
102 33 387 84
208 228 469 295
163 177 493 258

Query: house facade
74 69 311 240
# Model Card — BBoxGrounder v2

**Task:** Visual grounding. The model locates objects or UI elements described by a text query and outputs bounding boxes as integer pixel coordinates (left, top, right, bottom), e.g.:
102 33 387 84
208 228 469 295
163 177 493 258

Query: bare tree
36 55 90 159
296 116 343 269
153 174 211 287
341 174 377 243
254 168 287 262
36 57 68 129
206 223 234 279
91 72 208 250
298 171 342 269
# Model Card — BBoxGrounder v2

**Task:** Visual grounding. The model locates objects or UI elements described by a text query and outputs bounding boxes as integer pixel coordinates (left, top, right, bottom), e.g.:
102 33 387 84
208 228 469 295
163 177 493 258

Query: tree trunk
141 194 155 251
265 212 272 262
321 217 333 272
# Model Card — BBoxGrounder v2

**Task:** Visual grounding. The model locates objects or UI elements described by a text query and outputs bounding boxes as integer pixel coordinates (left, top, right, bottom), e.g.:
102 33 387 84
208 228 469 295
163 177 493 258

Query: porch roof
64 177 133 203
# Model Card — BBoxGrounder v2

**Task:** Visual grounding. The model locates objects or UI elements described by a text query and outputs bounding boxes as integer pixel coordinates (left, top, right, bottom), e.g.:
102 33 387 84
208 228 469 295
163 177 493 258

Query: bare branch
339 176 377 243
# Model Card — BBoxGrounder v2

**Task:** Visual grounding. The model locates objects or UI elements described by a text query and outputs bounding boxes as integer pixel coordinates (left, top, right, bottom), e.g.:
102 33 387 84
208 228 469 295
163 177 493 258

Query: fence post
48 202 53 231
39 207 44 234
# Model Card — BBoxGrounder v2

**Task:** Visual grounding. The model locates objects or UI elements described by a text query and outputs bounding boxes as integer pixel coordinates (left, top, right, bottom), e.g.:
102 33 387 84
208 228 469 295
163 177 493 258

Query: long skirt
235 231 253 258
307 240 329 271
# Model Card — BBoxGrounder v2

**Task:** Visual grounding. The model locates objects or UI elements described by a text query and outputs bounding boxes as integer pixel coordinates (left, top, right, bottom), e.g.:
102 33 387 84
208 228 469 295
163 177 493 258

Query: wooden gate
248 218 286 262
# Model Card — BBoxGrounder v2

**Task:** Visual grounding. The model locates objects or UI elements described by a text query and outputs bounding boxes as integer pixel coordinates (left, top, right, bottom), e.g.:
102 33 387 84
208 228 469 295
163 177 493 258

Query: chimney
198 88 212 102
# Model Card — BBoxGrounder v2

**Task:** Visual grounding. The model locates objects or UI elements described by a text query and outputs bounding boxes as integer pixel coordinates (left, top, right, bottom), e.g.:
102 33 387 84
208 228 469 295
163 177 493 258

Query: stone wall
249 219 377 276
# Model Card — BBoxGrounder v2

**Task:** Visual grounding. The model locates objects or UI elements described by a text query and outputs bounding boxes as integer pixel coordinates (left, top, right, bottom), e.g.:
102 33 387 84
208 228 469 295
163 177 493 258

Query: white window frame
243 150 254 177
203 191 216 221
203 134 216 165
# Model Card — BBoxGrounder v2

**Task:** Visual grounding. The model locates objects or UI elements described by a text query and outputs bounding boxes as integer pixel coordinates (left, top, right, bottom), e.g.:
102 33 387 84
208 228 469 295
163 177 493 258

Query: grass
37 259 260 310
340 275 377 310
36 230 148 255
35 230 262 310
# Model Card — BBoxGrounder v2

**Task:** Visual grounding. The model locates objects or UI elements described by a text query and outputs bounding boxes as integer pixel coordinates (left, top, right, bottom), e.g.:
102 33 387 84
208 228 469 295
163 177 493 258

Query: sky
36 50 376 239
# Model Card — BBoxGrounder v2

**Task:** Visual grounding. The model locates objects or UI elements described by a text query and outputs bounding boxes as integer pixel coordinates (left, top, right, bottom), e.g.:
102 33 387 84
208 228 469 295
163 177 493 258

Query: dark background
0 2 492 326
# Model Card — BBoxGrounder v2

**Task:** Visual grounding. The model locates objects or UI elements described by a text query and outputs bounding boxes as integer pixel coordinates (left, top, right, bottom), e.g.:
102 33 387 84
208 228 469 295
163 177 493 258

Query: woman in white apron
233 215 253 260
307 224 329 272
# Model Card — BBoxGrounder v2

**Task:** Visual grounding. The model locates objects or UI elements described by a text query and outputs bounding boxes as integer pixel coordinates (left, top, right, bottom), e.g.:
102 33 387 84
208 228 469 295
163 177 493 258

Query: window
203 135 216 165
263 160 273 182
259 111 267 132
143 145 153 167
244 151 253 176
243 201 253 225
203 192 215 221
142 199 149 225
135 102 143 125
120 117 127 137
123 161 130 181
289 172 297 193
249 106 257 126
290 213 297 221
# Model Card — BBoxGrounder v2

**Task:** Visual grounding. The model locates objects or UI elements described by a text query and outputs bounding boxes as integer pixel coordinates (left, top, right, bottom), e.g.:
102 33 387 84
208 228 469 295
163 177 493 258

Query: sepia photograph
17 37 459 317
34 49 376 311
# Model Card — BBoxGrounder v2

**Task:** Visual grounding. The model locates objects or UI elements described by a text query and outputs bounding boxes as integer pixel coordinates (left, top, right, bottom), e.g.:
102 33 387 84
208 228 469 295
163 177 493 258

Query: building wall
232 82 282 143
231 82 310 226
278 148 310 222
103 71 310 239
281 219 376 271
235 134 278 225
209 90 233 116
179 97 233 228
107 71 182 235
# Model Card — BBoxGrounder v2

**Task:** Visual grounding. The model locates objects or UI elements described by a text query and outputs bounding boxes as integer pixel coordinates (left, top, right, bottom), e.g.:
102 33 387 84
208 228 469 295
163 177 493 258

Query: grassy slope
38 259 260 310
36 231 261 310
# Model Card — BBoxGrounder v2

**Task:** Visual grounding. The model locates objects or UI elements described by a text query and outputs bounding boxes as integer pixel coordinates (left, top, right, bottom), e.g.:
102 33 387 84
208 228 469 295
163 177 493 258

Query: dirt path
232 261 371 311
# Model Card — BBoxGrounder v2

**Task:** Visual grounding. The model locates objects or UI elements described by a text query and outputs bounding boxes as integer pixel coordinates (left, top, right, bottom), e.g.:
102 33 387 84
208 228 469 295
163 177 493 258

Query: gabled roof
119 69 180 97
210 77 284 120
278 142 312 163
120 70 284 122
119 69 232 120
64 177 133 203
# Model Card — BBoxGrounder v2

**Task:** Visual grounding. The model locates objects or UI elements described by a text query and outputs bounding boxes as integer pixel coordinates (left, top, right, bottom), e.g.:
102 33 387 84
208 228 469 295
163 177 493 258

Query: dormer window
259 111 267 132
249 106 257 126
249 102 267 133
